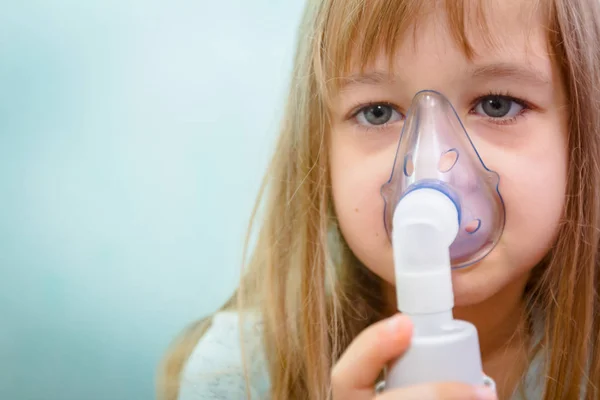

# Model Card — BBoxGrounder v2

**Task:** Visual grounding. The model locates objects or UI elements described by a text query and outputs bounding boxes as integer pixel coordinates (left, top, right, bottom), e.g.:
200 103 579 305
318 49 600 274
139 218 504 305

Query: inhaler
380 90 505 391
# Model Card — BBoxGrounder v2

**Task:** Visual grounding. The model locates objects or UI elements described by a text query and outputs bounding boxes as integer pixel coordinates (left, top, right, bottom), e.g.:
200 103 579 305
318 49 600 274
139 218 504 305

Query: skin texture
329 1 567 397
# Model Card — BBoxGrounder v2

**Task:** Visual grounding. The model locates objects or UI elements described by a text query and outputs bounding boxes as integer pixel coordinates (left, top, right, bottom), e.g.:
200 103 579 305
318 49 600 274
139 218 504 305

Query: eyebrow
340 62 551 89
339 71 397 89
470 63 551 86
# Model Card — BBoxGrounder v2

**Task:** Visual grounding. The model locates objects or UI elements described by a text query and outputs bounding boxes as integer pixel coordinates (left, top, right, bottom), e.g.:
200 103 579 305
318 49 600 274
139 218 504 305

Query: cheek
329 134 397 280
503 160 566 263
485 128 567 269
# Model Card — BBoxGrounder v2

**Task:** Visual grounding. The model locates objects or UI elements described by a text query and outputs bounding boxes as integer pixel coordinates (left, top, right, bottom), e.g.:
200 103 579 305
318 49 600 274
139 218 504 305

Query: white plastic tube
391 188 458 317
385 187 493 390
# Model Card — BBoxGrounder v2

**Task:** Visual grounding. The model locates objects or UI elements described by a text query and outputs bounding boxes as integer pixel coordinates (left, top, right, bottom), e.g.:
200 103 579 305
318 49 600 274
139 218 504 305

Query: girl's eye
355 104 403 127
473 95 524 119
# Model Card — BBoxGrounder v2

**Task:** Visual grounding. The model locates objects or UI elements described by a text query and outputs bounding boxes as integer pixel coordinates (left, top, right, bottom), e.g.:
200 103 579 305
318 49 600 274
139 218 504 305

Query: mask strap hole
466 219 481 234
439 149 459 172
403 153 414 176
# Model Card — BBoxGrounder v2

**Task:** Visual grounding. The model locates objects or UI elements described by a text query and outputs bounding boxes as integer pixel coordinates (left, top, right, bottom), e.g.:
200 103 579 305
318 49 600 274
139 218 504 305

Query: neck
453 276 529 360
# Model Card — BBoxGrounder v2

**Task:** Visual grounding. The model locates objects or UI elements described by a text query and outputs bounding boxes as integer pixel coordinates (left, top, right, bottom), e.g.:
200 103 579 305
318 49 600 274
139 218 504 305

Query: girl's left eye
354 104 403 127
473 95 525 120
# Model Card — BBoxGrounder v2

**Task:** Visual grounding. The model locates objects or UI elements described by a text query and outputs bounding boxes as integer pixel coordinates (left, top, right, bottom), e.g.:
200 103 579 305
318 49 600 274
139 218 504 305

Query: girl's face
329 2 568 306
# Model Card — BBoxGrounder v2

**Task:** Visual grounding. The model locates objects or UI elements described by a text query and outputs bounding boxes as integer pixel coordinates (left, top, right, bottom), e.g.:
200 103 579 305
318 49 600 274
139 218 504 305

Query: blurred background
0 1 304 399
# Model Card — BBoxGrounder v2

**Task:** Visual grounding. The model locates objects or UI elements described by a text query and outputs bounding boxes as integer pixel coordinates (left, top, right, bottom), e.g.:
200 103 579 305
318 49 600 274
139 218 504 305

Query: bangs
315 0 551 102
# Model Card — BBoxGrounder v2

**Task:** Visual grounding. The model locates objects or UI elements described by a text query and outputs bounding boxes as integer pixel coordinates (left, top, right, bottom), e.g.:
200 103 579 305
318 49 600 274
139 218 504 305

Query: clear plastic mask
381 90 505 269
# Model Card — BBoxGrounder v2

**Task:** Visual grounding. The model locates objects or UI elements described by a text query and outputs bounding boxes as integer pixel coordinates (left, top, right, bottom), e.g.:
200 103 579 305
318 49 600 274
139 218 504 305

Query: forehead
375 3 550 84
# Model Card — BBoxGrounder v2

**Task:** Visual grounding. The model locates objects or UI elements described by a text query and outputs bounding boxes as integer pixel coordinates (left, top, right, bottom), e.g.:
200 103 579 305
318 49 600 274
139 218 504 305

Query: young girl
158 0 600 398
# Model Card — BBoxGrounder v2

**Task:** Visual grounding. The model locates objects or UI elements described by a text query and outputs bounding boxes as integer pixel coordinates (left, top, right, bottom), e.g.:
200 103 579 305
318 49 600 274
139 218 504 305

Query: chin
450 270 498 307
449 252 527 308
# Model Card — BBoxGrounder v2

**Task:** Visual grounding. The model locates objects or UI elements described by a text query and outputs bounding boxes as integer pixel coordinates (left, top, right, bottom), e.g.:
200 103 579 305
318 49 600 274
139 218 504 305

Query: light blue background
0 1 304 399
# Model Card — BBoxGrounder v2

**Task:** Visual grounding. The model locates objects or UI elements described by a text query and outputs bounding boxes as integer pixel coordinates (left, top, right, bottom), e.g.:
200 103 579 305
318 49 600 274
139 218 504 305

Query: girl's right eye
354 103 404 127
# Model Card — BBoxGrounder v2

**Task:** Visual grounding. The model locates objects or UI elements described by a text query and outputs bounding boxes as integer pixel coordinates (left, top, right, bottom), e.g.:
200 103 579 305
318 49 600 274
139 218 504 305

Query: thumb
331 314 413 399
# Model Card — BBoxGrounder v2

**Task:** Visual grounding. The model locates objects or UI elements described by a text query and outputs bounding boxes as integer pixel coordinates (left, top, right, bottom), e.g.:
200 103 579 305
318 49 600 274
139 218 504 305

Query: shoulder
177 311 270 400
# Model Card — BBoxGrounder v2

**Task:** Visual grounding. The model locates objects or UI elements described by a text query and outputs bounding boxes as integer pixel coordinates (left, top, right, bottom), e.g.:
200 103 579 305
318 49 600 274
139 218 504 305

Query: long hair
157 0 600 399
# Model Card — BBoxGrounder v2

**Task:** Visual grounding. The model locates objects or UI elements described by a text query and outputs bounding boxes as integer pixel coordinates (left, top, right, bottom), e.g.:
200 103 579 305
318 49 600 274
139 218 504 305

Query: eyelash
348 92 532 131
347 101 401 134
470 90 531 125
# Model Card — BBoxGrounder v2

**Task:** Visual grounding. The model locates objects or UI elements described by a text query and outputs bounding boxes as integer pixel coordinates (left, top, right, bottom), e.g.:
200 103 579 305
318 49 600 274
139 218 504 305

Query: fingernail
386 314 406 333
474 386 497 400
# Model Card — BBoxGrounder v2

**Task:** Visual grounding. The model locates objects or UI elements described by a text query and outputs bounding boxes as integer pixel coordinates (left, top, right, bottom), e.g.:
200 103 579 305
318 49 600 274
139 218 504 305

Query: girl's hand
331 314 497 400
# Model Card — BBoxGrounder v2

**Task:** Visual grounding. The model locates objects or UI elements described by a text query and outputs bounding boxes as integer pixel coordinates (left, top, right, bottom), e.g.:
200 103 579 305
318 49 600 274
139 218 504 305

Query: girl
158 0 600 399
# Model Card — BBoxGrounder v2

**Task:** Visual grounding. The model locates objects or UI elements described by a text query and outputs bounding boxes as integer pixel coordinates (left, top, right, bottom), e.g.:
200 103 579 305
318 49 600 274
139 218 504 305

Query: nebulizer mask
380 90 505 391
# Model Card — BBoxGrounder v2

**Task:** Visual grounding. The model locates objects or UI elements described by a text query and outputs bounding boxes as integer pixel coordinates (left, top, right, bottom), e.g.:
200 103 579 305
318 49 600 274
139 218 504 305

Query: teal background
0 1 303 399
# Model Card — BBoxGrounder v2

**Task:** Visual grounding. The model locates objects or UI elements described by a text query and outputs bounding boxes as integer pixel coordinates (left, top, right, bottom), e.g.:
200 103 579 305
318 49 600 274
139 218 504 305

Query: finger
375 382 497 400
331 314 413 397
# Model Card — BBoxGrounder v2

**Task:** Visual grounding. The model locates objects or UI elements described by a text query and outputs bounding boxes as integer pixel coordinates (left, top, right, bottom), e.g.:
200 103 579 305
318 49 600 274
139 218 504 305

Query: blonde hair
158 0 600 399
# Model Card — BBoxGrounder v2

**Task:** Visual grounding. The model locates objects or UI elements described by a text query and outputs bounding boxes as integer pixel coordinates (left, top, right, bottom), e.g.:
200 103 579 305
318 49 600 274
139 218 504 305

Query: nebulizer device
380 90 505 391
